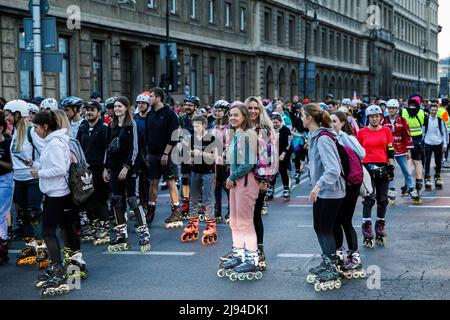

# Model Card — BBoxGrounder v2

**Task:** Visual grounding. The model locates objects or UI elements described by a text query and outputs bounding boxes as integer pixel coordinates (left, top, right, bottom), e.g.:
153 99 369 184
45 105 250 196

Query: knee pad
27 209 42 226
377 194 389 208
362 194 376 208
181 177 190 186
126 196 140 210
111 195 124 209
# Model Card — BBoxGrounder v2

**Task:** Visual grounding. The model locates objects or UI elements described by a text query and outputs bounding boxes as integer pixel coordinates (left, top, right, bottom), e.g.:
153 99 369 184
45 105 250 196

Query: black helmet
212 100 230 111
30 96 45 106
60 96 84 110
184 96 200 107
84 101 102 111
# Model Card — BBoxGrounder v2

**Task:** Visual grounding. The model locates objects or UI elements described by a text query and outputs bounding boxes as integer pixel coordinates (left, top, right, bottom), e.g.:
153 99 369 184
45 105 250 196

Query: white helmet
136 94 150 104
386 99 399 109
4 100 30 117
350 99 360 108
40 98 58 111
341 98 351 106
365 105 383 117
377 100 387 106
28 103 40 114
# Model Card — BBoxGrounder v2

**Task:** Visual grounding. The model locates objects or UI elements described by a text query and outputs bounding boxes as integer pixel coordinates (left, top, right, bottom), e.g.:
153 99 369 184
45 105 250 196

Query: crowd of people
0 90 449 295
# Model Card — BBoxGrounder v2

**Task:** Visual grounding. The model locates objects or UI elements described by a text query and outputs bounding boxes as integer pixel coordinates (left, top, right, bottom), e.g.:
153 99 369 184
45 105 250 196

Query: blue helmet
60 96 83 111
184 96 200 107
30 96 45 106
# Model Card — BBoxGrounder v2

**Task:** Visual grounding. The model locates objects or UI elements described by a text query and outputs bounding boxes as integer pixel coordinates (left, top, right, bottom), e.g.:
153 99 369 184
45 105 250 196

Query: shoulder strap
27 126 39 161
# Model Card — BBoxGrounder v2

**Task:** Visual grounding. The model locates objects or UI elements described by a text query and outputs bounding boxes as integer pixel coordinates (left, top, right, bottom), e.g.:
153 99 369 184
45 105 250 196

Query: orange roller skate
201 218 218 245
180 216 199 242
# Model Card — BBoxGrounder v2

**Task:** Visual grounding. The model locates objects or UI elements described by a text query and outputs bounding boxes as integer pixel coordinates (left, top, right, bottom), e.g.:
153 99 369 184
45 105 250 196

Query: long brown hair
303 103 332 128
229 102 253 131
111 96 133 128
332 111 354 136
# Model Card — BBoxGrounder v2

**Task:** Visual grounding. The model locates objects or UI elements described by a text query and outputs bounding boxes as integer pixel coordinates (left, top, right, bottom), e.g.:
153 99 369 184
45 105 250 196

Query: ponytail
303 103 332 129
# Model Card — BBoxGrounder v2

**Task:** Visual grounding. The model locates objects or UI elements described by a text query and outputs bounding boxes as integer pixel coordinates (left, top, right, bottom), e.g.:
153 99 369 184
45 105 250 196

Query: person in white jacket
30 111 87 296
3 99 46 268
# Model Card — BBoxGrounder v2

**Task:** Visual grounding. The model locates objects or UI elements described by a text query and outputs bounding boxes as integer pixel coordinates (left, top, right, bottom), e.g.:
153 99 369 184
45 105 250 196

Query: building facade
439 57 450 97
0 0 440 104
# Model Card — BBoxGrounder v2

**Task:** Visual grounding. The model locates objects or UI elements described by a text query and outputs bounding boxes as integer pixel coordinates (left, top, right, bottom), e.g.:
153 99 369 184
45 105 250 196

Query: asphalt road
2 167 450 300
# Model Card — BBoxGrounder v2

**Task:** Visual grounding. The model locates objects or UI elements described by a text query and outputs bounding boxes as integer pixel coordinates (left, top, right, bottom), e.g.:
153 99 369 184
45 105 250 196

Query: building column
130 44 144 103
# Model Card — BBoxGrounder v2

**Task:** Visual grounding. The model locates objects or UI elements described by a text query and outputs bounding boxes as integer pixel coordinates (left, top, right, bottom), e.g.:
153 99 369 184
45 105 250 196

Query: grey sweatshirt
337 131 366 160
308 128 346 199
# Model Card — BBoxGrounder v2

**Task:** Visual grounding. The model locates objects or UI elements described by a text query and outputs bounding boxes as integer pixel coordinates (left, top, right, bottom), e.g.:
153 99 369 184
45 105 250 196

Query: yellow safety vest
437 107 450 131
401 109 425 137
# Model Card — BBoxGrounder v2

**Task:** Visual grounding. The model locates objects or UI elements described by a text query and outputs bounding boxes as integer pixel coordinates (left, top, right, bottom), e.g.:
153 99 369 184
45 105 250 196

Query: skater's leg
396 155 414 190
0 173 14 240
253 191 265 245
313 198 343 258
189 173 201 218
229 188 244 249
434 144 443 177
201 173 215 219
375 180 390 220
42 197 65 265
149 179 159 203
279 158 290 189
335 184 360 251
59 196 81 252
424 144 433 179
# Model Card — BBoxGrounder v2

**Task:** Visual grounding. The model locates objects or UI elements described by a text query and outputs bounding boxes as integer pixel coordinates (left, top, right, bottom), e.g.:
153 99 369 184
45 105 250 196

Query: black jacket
76 119 108 167
104 121 140 171
145 104 180 156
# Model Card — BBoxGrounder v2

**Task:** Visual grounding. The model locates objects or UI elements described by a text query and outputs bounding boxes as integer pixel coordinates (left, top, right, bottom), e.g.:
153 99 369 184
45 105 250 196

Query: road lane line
103 251 196 256
277 254 320 258
408 206 450 208
288 205 313 208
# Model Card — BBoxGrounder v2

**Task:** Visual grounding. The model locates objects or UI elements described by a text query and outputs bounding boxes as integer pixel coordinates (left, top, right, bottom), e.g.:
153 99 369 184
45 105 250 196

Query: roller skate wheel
306 274 316 283
229 273 238 281
238 273 246 281
201 235 208 245
353 272 360 279
255 272 263 280
225 270 232 277
247 273 254 280
217 269 225 278
314 282 322 292
344 272 352 280
334 280 341 289
140 244 151 253
328 282 335 290
359 270 367 278
107 246 113 252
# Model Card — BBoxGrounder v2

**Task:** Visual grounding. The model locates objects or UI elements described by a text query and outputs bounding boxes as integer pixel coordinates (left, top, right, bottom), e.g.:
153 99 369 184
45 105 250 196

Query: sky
439 0 450 58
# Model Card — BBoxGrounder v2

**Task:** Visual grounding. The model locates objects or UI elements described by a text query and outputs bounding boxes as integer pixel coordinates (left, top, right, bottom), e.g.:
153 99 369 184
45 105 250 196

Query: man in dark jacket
76 101 110 245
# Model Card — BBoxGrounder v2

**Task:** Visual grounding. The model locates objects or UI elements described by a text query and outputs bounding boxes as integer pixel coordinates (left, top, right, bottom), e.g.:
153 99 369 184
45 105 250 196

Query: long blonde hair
53 109 71 136
244 96 275 140
13 117 29 153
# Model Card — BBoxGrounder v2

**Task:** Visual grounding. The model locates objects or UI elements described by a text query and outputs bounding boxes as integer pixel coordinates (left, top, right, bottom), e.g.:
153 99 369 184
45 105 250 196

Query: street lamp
301 0 319 100
418 39 427 94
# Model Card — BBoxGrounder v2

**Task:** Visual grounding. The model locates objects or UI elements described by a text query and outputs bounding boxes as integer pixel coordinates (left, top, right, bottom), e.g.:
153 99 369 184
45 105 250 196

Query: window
264 9 272 42
92 40 103 98
240 61 247 100
59 37 70 99
190 55 197 96
208 0 215 24
209 57 216 101
147 0 155 9
225 3 231 28
19 29 32 100
170 0 176 14
277 13 284 45
190 0 196 19
240 7 246 32
289 16 296 47
226 59 232 101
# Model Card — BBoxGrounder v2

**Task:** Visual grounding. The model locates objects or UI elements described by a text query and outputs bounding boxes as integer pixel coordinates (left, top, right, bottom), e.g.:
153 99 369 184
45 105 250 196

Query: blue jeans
390 155 414 190
0 172 14 239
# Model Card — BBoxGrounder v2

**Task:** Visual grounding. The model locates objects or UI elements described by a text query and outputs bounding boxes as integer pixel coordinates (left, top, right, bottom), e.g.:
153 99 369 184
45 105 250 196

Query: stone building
0 0 440 104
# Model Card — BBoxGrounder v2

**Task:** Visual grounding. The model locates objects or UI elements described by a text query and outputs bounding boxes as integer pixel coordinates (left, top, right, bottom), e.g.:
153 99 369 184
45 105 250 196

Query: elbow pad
387 147 395 159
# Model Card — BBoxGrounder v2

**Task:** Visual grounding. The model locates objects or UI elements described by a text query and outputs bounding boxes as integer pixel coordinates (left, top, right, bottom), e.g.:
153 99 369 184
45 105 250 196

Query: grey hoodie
308 128 346 199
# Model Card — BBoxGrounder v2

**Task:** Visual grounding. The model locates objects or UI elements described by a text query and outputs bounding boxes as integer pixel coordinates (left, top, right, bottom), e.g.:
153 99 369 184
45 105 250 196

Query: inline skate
257 244 267 271
217 248 244 278
108 224 130 252
164 204 183 229
362 221 375 248
435 176 444 190
180 197 190 220
0 237 8 265
180 216 199 242
335 247 345 274
388 188 397 205
282 188 291 202
80 219 98 243
224 214 230 224
228 250 263 281
306 255 330 284
40 265 71 297
136 225 151 253
375 220 387 246
266 186 274 201
294 172 301 185
64 248 89 279
215 212 223 224
146 203 156 226
201 217 218 245
93 220 110 246
160 180 168 190
412 179 423 205
425 177 433 191
16 237 37 267
198 205 207 221
313 256 342 292
341 251 366 279
35 240 49 269
401 185 409 197
261 198 268 215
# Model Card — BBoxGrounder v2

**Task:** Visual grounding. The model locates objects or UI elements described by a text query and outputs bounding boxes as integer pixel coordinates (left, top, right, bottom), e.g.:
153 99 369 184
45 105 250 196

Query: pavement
2 166 450 300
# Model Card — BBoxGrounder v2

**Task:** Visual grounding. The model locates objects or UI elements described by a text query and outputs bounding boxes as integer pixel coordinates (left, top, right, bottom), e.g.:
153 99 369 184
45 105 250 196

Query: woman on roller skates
330 111 366 280
180 115 219 245
103 97 150 253
357 105 395 249
219 102 262 281
302 103 345 292
31 111 86 297
4 100 47 269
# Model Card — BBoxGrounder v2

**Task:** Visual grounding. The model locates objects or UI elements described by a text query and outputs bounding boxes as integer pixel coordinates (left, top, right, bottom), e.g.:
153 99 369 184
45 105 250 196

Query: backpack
253 134 278 181
27 126 40 161
318 131 363 186
59 138 94 206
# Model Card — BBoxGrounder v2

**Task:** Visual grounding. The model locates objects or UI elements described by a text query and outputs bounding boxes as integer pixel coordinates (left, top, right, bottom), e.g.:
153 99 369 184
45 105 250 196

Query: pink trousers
229 172 260 252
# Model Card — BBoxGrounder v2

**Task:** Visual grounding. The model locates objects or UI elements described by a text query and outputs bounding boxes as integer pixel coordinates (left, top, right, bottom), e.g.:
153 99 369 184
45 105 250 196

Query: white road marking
408 206 450 209
103 251 196 256
288 205 313 208
297 224 359 228
277 254 320 258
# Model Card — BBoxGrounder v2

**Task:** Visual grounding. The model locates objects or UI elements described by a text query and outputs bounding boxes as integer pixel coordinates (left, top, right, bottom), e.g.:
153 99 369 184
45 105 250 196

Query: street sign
160 43 177 60
20 50 63 72
24 17 57 51
28 0 49 16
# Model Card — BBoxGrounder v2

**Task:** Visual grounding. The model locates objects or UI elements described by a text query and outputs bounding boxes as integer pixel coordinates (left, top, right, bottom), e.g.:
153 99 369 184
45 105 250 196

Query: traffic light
169 59 182 93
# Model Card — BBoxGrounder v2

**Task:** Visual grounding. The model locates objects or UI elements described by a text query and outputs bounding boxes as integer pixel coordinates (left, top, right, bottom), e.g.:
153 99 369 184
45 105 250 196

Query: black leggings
13 179 43 237
214 165 230 216
42 194 79 265
424 143 443 178
313 197 343 258
294 148 307 172
85 166 109 223
272 157 291 188
362 178 389 220
253 191 266 245
334 184 361 251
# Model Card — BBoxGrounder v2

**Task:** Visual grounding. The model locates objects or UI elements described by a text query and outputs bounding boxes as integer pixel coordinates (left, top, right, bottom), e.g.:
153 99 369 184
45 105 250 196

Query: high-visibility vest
437 107 450 131
401 108 425 137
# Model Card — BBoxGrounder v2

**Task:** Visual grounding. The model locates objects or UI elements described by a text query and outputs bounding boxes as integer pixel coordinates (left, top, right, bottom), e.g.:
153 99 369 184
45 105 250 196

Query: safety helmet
184 96 200 107
4 100 30 118
377 100 387 106
30 96 45 106
365 105 383 117
213 100 230 111
408 94 423 107
105 97 118 109
319 103 329 112
40 98 59 111
28 103 40 114
341 98 351 106
386 99 399 109
84 101 102 111
136 94 151 104
60 96 83 111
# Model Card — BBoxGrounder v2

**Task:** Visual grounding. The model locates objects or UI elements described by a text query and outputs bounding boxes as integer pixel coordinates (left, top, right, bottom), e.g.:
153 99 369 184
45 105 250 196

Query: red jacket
382 116 414 156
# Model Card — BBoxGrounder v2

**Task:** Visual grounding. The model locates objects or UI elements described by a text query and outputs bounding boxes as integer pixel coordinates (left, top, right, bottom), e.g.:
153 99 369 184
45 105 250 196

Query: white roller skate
136 225 151 253
107 224 130 252
341 251 366 280
388 188 396 205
